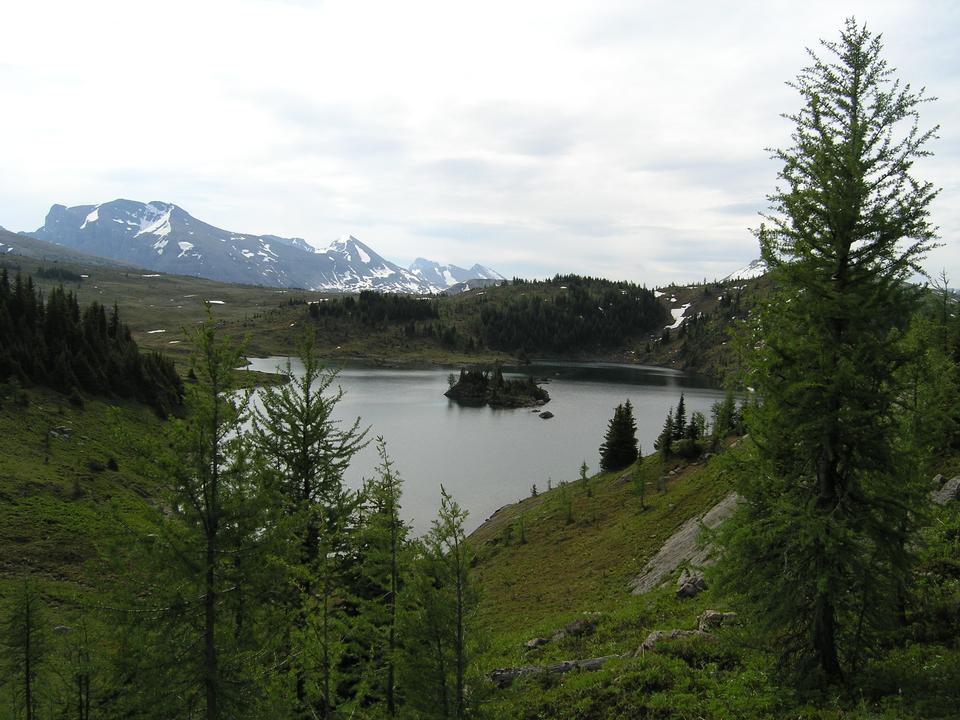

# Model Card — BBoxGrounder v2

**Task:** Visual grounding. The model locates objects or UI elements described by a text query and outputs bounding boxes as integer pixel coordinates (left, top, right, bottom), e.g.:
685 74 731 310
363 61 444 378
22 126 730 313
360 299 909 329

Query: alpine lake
244 358 728 535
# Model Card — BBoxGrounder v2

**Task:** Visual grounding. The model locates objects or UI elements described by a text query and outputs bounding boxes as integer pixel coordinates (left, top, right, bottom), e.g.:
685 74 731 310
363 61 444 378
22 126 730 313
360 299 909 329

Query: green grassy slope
0 385 164 593
471 451 733 634
468 444 960 719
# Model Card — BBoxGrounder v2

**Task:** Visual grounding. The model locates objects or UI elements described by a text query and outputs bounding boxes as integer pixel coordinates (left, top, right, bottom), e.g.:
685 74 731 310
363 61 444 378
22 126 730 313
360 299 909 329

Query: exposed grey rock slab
628 492 740 595
932 476 960 506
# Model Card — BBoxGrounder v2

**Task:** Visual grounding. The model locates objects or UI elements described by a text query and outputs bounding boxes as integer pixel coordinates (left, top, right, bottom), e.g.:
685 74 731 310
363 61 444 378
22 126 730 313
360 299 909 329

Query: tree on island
599 400 639 472
715 18 940 684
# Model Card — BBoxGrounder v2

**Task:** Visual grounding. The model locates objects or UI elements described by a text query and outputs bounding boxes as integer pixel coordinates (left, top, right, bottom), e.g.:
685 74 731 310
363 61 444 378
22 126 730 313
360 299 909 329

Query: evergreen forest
0 269 183 416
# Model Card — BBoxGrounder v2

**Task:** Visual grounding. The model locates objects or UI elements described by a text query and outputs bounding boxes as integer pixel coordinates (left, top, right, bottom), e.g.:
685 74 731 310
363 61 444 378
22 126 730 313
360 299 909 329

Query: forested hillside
477 275 666 354
0 269 183 416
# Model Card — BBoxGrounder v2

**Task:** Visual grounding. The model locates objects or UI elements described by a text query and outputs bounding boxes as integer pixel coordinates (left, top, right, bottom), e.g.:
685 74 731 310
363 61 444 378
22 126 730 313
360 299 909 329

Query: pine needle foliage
715 18 940 685
599 400 639 472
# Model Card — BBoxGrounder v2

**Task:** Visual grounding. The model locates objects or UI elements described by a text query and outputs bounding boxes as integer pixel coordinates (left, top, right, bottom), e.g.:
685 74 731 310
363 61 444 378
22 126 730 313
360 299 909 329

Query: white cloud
0 0 957 286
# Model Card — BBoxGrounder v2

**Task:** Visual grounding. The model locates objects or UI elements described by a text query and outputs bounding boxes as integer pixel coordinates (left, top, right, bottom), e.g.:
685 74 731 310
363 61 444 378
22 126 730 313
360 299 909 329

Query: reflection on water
245 358 726 535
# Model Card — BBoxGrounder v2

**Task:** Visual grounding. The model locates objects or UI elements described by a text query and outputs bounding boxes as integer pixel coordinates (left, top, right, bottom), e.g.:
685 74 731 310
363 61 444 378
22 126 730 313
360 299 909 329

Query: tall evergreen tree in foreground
400 487 477 719
716 19 939 684
251 337 367 719
110 319 268 720
356 439 410 716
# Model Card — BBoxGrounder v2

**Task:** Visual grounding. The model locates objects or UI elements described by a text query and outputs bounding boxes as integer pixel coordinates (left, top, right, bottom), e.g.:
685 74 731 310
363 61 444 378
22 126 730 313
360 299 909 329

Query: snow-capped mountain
408 258 505 288
723 259 767 283
27 200 502 294
30 200 324 288
300 235 431 294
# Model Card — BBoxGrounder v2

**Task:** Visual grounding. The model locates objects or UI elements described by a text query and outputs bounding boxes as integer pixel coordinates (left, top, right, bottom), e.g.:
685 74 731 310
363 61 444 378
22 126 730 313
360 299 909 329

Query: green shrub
673 438 702 460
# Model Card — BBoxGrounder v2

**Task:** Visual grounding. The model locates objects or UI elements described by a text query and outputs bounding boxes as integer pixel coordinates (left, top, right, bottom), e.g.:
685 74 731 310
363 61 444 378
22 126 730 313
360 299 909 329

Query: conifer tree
399 488 477 720
108 319 268 720
654 408 674 458
355 438 410 716
709 390 737 449
686 410 706 441
250 336 367 719
2 580 48 720
672 393 686 440
599 401 638 471
716 19 939 683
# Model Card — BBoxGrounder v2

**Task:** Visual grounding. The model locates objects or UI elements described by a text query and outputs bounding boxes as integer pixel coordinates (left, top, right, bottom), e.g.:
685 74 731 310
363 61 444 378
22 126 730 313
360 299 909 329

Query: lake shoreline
242 351 718 384
243 357 727 535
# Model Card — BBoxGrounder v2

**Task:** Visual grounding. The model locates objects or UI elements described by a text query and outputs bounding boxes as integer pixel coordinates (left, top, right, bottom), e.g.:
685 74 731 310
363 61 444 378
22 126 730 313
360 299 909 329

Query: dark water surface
244 358 726 534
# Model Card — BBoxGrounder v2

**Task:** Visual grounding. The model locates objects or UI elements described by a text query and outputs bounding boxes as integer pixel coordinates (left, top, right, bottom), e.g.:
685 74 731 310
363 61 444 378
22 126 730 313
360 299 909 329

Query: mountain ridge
26 199 503 294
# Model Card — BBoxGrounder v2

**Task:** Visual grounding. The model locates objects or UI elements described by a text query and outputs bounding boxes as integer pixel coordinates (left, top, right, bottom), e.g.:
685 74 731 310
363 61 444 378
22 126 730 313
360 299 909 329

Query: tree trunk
205 537 218 720
322 566 332 720
454 549 465 720
813 593 842 680
386 513 398 717
24 595 32 720
434 631 448 720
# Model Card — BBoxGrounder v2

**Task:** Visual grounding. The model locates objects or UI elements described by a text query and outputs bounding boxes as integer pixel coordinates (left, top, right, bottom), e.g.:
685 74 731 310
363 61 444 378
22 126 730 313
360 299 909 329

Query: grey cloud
415 156 540 194
712 201 766 216
230 88 409 162
636 156 774 193
455 102 582 158
654 238 756 265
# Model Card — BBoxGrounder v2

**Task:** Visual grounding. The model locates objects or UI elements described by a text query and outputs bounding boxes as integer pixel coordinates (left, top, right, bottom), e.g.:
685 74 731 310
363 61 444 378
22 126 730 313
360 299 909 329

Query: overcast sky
1 0 957 286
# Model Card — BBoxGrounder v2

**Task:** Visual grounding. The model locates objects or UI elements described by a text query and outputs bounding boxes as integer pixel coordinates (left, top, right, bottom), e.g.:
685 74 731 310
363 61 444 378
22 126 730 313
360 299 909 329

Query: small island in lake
445 367 550 408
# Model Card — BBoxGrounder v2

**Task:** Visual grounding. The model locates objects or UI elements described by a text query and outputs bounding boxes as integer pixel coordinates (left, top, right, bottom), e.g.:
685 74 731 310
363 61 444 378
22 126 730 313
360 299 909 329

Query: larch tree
2 580 48 720
715 18 939 683
399 487 477 720
108 316 269 720
355 438 410 716
250 336 367 719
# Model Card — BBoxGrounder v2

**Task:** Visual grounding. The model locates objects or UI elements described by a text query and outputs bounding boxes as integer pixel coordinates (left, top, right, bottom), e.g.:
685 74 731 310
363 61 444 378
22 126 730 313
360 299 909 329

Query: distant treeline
0 269 183 416
34 265 85 283
480 275 667 353
308 290 440 324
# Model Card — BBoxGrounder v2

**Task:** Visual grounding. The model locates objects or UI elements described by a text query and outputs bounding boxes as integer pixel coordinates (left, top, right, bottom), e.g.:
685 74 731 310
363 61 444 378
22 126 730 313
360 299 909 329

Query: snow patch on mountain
665 303 692 330
321 234 354 254
80 206 100 229
724 259 767 282
136 204 173 239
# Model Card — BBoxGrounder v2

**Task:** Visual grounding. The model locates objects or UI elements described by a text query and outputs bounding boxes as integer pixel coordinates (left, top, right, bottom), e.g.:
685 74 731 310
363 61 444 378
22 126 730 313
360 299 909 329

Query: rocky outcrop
636 629 714 655
697 610 738 632
932 476 960 506
490 655 621 689
676 569 707 598
524 618 596 650
628 492 740 595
